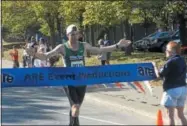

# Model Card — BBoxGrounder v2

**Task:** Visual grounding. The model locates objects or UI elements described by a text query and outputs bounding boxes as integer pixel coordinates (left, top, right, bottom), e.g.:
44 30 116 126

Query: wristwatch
116 44 119 49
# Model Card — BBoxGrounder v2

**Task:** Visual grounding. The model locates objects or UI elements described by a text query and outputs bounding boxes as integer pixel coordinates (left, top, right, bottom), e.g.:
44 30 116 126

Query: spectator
22 42 29 68
97 39 107 65
34 38 48 67
29 36 38 66
103 33 112 64
9 45 19 68
154 41 187 126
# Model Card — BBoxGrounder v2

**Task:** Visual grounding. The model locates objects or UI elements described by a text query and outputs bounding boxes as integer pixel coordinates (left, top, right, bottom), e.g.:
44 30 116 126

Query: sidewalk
2 60 187 124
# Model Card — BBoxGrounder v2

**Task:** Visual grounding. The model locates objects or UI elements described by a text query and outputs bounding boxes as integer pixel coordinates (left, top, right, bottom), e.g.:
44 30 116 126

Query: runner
26 24 131 126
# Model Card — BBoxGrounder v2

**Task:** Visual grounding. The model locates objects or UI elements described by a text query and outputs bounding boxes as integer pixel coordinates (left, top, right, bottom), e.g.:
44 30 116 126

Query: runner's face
68 31 78 43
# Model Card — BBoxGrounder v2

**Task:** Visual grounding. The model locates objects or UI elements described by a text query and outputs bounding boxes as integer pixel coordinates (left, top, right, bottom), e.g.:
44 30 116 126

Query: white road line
62 112 126 125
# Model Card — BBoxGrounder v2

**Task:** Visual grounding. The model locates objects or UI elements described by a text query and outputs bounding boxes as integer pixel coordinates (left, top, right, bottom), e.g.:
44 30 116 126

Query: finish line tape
1 63 156 88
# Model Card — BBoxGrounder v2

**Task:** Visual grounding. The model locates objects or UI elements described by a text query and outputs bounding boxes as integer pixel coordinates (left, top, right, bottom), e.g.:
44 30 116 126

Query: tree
83 1 130 27
164 0 187 45
30 1 62 47
59 1 86 29
2 1 37 39
128 0 166 35
2 1 64 47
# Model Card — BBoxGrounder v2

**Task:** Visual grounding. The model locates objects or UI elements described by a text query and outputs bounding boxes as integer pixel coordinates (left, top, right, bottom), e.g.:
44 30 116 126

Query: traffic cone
156 109 163 126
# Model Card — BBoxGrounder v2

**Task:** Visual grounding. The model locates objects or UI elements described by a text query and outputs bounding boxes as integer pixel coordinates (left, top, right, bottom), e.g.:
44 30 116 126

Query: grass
3 48 166 67
3 47 187 86
55 51 166 68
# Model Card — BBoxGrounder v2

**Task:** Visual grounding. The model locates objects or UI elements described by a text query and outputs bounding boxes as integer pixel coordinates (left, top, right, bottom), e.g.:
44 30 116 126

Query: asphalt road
2 87 155 125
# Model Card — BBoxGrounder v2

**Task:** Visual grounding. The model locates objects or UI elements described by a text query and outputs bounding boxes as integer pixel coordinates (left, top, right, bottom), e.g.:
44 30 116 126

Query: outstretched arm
26 44 64 60
84 39 131 54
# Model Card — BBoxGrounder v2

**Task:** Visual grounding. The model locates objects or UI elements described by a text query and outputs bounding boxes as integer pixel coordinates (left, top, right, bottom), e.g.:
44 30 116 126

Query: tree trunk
48 19 56 48
56 16 62 44
125 44 133 56
50 27 56 48
125 23 133 56
113 26 116 44
179 14 187 45
45 13 56 48
90 25 95 46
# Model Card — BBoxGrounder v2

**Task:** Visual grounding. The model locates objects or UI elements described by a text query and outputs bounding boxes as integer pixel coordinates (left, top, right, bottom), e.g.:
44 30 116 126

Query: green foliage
59 1 86 27
39 23 50 36
59 1 131 27
30 1 61 34
2 1 37 34
83 1 130 27
165 1 187 15
129 0 165 25
2 0 187 44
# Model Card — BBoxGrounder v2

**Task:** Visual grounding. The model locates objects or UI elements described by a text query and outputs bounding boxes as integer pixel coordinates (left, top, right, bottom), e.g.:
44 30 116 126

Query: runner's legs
64 86 87 126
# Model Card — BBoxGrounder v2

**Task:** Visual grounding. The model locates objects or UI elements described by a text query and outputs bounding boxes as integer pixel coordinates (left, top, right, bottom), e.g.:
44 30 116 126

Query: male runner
26 24 131 126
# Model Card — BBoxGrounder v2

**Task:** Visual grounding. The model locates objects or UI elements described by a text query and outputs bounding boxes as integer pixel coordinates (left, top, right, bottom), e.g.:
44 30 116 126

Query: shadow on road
2 87 68 124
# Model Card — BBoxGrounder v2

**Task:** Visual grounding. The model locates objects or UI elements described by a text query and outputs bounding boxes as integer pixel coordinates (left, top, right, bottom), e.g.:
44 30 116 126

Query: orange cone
115 82 123 88
156 109 163 126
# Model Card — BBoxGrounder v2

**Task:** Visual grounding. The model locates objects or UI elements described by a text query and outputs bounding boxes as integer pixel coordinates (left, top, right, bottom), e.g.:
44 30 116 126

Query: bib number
71 60 84 67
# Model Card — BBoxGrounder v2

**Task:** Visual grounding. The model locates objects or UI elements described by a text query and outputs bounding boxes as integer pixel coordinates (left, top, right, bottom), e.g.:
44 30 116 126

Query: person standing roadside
9 45 19 68
103 33 112 64
154 41 187 126
34 38 48 67
97 38 107 65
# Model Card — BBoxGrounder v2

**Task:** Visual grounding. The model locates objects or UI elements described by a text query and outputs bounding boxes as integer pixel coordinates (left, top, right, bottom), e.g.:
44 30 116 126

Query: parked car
148 30 179 52
133 39 151 51
146 31 171 41
133 31 171 51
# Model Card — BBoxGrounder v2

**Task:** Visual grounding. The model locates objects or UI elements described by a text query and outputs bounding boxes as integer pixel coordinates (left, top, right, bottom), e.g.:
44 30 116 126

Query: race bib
71 60 84 67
